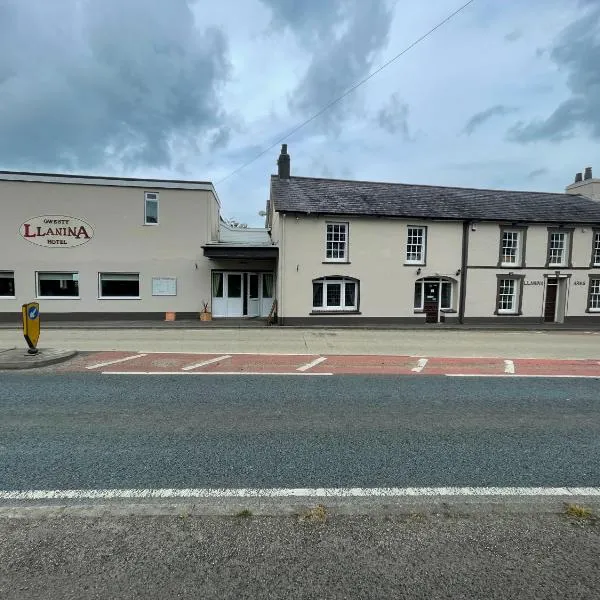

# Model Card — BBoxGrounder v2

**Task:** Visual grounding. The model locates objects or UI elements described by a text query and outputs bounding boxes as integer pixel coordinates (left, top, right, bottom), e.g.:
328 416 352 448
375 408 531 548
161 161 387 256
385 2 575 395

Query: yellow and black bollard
22 302 41 355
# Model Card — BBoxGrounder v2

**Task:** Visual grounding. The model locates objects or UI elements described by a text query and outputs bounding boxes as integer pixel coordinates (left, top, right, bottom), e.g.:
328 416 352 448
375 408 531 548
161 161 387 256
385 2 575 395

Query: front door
544 278 558 322
247 273 260 317
424 281 440 323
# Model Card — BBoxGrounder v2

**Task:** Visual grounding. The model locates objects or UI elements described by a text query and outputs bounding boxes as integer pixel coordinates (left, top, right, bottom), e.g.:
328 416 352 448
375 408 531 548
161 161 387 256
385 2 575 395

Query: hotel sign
20 215 94 248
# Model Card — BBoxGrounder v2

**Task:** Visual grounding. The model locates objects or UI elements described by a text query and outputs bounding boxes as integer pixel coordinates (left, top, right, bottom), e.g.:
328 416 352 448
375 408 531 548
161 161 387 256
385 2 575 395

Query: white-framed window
0 271 15 297
589 278 600 312
312 277 358 312
592 232 600 266
325 223 348 262
497 278 519 314
145 192 159 225
500 229 521 266
99 273 140 298
547 231 569 267
37 272 79 298
406 226 426 264
413 278 453 310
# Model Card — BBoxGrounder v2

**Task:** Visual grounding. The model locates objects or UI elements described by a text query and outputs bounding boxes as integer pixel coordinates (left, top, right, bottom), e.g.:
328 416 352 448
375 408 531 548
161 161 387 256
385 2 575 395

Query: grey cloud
504 30 523 42
261 0 394 132
376 94 411 140
0 0 231 172
527 168 549 179
463 105 518 135
508 4 600 143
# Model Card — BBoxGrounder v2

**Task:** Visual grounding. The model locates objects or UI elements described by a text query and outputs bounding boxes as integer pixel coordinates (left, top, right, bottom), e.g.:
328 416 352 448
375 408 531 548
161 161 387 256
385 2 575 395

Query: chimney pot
277 144 291 179
584 166 593 180
575 172 583 183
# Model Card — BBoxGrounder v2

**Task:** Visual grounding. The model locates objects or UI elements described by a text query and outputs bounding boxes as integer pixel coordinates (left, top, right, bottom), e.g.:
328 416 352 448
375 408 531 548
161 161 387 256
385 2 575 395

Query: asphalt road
1 374 599 490
1 510 599 600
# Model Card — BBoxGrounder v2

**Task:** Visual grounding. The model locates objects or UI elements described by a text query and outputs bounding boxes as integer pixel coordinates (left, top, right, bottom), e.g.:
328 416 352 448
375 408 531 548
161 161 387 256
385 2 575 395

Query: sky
0 0 599 226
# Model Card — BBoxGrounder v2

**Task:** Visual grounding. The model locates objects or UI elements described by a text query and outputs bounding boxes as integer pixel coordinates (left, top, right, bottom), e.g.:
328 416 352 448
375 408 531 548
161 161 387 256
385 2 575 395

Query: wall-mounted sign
152 277 177 296
523 280 544 286
19 215 94 248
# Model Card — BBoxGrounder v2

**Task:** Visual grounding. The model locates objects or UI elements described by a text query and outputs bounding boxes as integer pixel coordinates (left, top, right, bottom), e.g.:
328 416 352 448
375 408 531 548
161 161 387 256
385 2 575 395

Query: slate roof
270 175 600 223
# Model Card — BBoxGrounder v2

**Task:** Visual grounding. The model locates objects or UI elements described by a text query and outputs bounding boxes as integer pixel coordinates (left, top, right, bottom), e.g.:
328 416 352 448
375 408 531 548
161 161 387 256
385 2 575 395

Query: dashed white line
85 353 148 370
102 371 334 376
297 356 328 372
504 360 515 374
411 358 428 373
1 487 599 501
181 355 231 371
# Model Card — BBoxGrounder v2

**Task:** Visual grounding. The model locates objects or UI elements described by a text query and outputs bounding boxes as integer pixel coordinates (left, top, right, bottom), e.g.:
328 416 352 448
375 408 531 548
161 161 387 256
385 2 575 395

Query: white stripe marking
297 356 328 372
446 374 600 379
181 355 231 371
1 487 599 501
102 371 334 376
504 360 515 374
411 358 428 373
86 354 148 370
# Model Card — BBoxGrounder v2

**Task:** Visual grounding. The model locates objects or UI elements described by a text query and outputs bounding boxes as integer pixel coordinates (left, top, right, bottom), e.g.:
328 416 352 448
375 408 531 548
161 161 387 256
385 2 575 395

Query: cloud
463 105 518 135
376 94 412 140
0 0 232 172
504 30 523 42
527 168 549 179
260 0 394 132
508 3 600 143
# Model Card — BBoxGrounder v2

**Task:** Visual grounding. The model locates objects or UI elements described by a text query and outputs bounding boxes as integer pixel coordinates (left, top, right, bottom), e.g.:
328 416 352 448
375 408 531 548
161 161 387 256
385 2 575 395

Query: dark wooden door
544 278 558 322
424 282 440 323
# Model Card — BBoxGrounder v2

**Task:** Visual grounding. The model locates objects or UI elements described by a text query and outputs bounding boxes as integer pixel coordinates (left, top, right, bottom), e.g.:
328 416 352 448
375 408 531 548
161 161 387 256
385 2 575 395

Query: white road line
297 356 328 372
102 371 334 376
504 360 515 374
446 374 600 379
1 487 599 501
181 355 231 371
411 358 428 373
85 354 148 370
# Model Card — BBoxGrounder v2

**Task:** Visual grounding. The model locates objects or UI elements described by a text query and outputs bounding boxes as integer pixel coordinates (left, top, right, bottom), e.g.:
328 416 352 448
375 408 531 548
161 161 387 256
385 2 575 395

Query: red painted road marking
55 351 600 376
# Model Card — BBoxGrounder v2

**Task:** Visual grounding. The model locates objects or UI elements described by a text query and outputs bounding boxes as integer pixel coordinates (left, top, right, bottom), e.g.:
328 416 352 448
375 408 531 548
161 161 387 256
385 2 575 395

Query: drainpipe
279 213 286 325
458 221 470 324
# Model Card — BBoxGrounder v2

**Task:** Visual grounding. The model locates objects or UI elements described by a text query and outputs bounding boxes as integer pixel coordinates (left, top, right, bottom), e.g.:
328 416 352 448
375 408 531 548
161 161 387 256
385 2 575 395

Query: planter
200 311 212 321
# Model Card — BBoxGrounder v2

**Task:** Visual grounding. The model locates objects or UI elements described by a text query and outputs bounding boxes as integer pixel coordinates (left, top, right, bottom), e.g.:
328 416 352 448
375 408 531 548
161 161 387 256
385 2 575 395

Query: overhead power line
217 0 478 185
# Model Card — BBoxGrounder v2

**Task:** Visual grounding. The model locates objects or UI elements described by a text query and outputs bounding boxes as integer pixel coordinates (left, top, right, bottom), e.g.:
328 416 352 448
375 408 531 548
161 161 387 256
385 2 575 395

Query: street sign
22 302 40 354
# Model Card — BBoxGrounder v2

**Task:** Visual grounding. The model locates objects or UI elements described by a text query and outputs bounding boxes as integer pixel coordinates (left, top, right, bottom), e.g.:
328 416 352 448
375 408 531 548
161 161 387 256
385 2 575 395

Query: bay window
312 277 359 312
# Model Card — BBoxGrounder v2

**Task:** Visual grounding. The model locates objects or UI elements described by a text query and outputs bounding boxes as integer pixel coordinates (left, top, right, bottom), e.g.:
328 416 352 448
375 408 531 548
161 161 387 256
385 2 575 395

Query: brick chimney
566 166 600 201
277 144 291 179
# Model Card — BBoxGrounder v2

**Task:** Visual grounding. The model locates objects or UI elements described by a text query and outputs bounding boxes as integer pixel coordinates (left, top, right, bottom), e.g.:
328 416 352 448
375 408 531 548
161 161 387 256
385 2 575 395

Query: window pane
590 279 600 309
212 273 223 298
498 279 516 311
227 274 242 298
262 273 274 298
326 283 342 307
501 230 519 264
145 200 158 224
441 281 452 309
326 223 347 260
100 273 139 297
548 232 566 265
414 281 423 309
38 272 79 297
593 233 600 266
313 282 323 307
407 227 424 263
344 282 356 307
0 272 14 296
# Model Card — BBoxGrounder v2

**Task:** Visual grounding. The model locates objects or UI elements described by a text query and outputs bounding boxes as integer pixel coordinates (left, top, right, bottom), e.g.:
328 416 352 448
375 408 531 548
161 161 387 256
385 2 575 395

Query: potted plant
200 300 212 321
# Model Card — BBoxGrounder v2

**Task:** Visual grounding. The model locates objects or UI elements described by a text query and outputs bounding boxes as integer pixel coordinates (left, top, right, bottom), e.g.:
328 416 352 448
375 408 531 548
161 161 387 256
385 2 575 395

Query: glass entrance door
423 281 440 323
247 273 260 317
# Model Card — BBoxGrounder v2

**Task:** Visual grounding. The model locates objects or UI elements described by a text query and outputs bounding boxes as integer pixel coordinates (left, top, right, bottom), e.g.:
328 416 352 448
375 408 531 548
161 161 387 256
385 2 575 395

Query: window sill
585 309 600 313
414 309 456 314
36 297 81 300
143 223 159 227
498 264 524 269
310 310 361 315
495 311 523 316
404 262 425 267
0 296 16 300
322 261 351 265
98 297 142 300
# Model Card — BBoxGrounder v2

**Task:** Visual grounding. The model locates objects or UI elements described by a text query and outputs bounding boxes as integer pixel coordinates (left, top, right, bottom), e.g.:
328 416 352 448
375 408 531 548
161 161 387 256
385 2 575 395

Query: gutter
458 221 470 324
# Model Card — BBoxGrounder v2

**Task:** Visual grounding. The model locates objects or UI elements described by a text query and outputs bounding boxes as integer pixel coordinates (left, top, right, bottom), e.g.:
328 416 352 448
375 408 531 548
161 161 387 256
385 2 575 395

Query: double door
212 272 273 318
